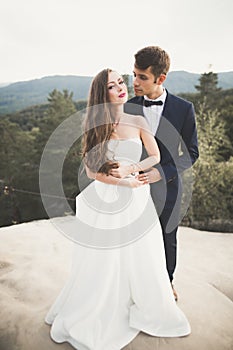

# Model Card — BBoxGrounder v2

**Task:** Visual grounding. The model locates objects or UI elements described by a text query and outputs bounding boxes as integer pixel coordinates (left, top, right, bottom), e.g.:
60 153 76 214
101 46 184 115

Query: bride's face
107 71 128 104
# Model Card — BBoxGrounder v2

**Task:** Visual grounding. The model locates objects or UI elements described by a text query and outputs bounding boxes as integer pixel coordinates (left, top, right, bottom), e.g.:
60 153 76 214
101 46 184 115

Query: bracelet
130 163 137 175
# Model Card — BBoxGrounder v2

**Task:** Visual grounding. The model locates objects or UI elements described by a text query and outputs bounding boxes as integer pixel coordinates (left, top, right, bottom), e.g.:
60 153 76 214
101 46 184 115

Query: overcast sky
1 0 232 83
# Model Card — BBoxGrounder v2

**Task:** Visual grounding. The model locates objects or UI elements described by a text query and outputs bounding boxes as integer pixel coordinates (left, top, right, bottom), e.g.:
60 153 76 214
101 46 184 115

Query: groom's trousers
150 176 182 282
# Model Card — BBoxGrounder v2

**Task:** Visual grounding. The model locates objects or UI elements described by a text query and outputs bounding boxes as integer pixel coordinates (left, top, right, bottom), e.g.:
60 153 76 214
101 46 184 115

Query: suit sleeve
158 103 199 183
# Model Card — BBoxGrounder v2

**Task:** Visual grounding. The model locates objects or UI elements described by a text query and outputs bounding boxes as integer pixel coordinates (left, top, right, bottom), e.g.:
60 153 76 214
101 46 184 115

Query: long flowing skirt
45 181 190 350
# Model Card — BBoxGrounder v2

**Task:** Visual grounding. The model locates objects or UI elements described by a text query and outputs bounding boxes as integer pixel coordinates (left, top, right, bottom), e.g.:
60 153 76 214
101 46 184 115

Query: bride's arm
85 166 122 184
85 165 145 187
137 116 160 170
110 117 160 178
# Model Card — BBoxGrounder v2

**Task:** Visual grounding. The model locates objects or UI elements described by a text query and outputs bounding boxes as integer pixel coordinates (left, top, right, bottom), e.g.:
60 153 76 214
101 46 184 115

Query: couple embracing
45 46 199 350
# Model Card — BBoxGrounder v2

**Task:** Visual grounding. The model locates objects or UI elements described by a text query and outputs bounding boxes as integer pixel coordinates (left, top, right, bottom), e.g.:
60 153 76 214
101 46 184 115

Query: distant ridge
0 82 11 88
0 71 233 115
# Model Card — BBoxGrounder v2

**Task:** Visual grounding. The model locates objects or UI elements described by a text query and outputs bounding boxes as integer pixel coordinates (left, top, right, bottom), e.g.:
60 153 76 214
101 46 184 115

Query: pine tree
195 72 221 96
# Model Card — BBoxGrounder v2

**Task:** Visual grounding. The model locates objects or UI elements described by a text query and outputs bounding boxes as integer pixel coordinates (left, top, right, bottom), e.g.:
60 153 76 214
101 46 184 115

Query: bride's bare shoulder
123 113 146 125
125 114 147 128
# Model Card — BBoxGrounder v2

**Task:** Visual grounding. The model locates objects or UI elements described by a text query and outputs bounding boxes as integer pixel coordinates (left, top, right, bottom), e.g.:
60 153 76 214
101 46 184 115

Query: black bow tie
144 99 163 107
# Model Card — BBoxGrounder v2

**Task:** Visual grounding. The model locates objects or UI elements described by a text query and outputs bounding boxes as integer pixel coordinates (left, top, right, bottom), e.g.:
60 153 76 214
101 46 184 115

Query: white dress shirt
143 89 167 135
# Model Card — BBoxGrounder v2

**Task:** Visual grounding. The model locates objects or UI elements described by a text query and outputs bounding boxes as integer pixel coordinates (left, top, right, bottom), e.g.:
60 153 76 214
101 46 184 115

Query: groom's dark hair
135 46 170 78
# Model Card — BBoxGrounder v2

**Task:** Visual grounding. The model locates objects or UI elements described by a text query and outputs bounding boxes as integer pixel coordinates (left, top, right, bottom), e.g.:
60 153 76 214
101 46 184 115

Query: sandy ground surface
0 218 232 350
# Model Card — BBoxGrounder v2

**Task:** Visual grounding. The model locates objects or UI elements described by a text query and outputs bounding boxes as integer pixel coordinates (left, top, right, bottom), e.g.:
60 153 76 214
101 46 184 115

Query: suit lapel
135 96 144 115
155 91 173 137
125 96 144 116
161 90 172 121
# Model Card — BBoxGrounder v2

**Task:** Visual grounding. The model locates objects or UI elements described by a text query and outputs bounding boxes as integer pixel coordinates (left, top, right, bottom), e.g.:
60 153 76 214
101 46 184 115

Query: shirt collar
144 89 167 104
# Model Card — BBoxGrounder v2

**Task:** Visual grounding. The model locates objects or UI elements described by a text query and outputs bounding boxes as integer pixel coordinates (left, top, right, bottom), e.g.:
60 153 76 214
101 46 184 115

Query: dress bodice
107 138 142 165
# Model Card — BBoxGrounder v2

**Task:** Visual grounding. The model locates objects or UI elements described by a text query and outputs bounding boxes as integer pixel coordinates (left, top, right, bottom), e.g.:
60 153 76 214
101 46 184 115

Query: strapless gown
45 138 190 350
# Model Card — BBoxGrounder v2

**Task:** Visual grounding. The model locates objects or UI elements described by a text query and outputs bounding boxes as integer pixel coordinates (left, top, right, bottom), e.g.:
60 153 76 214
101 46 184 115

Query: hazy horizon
1 69 233 86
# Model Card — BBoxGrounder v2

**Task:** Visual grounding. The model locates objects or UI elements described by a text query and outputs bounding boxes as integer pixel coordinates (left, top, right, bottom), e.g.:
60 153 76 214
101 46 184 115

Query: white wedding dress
45 138 190 350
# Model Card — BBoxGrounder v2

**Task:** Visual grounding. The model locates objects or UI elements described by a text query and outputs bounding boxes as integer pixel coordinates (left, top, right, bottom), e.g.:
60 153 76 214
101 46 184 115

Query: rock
0 220 232 350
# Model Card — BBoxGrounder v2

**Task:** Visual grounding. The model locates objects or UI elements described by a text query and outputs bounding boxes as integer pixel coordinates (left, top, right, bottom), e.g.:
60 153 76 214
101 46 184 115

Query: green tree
180 86 233 161
194 71 222 111
195 71 221 96
0 119 37 226
35 89 81 217
217 88 233 160
38 89 76 139
185 102 233 230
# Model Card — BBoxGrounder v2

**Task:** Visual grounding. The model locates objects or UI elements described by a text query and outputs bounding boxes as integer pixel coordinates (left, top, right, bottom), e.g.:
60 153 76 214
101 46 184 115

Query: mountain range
0 71 233 115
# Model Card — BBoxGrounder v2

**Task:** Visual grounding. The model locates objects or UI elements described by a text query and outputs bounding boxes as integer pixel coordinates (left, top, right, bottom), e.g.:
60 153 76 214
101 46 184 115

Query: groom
125 46 199 300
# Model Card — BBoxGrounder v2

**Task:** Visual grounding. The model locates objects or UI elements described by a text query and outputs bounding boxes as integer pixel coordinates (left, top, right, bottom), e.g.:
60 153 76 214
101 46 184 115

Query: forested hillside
0 75 92 114
0 72 233 232
1 71 233 115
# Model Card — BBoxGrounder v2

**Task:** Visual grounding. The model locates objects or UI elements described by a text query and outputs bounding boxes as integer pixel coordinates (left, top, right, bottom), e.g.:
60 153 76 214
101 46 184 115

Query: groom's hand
137 168 162 184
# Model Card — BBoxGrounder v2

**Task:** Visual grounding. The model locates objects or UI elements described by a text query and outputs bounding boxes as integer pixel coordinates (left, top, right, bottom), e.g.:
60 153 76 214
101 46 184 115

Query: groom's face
133 66 157 98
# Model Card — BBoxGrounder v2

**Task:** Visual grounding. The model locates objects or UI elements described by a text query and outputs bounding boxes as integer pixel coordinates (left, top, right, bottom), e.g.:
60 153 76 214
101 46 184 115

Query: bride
45 69 191 350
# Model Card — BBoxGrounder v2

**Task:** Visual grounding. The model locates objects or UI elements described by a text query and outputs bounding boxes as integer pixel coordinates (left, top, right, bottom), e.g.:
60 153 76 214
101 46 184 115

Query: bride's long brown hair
82 68 119 174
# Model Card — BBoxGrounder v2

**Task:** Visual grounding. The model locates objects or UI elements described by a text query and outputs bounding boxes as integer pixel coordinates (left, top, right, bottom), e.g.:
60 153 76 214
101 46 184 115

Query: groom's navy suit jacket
125 91 199 220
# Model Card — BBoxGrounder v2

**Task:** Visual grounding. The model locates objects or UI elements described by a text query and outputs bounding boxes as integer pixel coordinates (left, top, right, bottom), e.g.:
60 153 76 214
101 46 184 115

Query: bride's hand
109 165 130 179
121 178 146 188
